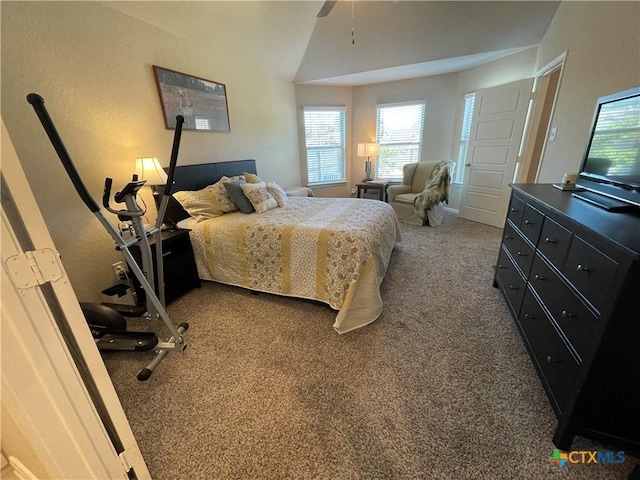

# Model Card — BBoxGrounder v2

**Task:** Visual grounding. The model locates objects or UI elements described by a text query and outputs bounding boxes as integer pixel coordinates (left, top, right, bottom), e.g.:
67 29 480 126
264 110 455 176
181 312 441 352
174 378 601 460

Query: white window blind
455 93 476 183
375 102 426 180
303 107 346 185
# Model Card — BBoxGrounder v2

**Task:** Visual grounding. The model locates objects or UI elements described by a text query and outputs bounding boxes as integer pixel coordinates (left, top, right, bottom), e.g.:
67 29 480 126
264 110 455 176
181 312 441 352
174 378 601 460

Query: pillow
243 171 263 184
224 178 255 213
173 187 226 222
241 181 278 214
267 182 288 207
206 176 240 213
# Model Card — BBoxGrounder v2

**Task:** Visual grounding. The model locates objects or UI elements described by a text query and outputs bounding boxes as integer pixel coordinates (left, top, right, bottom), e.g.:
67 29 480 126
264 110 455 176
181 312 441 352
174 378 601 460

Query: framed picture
153 65 230 132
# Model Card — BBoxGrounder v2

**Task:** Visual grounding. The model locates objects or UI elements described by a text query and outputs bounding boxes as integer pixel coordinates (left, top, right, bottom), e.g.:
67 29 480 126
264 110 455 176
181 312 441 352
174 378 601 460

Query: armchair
387 161 455 226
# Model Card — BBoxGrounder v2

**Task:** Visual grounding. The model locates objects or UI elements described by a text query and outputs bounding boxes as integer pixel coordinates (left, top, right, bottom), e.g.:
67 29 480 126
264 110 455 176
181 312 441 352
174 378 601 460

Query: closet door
1 120 150 479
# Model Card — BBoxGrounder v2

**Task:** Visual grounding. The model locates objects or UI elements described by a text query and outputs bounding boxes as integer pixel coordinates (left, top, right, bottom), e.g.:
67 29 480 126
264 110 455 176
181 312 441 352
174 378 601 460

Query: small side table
129 229 200 305
356 181 389 202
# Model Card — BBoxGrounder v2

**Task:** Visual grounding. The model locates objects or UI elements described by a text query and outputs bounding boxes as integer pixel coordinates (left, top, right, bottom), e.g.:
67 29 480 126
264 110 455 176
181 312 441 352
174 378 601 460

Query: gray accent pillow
224 178 255 213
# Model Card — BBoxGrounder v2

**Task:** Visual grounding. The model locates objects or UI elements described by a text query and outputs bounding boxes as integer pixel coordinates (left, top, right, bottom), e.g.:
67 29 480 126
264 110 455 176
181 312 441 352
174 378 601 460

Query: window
303 107 346 185
375 102 426 180
454 93 476 184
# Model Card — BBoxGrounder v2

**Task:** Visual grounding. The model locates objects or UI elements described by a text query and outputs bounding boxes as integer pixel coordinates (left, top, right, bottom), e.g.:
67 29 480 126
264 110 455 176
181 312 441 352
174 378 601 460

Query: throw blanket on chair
413 160 455 221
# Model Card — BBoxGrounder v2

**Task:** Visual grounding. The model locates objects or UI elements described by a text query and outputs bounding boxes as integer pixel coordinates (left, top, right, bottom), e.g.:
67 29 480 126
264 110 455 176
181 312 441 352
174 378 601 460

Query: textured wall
1 2 304 301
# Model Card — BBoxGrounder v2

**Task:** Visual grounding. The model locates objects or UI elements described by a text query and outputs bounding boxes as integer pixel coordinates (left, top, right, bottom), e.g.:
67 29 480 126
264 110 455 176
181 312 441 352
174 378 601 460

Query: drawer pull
576 264 590 272
524 313 536 320
498 264 506 269
510 208 519 213
534 274 544 280
546 355 561 364
524 219 532 225
544 237 557 244
504 235 513 240
162 250 173 257
561 310 574 318
517 251 528 257
509 285 519 290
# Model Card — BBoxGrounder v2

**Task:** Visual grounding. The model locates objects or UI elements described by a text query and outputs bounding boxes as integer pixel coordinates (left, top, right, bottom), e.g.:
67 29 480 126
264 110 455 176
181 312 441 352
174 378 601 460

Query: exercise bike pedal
101 302 146 317
94 330 159 352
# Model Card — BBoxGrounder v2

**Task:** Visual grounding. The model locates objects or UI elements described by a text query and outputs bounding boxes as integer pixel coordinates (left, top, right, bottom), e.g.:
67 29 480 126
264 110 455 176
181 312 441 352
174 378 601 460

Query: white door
1 120 151 479
459 78 534 227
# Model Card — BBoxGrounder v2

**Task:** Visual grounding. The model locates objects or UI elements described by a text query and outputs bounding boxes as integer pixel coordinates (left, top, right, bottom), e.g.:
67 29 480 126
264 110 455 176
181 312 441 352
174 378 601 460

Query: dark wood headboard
161 159 257 226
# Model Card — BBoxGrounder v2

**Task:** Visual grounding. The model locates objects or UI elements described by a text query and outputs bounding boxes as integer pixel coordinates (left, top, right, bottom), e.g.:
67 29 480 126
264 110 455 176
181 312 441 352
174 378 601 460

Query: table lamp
134 157 168 191
357 142 380 182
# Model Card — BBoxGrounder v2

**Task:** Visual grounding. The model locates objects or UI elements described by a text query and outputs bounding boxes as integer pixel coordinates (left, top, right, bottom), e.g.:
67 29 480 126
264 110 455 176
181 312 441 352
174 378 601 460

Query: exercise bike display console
28 92 189 381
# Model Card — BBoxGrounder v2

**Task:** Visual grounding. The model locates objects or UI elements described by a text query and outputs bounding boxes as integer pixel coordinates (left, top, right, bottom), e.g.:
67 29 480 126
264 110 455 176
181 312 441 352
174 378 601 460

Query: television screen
577 87 640 208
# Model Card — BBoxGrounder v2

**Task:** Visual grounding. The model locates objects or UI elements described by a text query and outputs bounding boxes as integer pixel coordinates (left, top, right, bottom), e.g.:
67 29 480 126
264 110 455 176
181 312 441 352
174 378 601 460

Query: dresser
494 184 640 451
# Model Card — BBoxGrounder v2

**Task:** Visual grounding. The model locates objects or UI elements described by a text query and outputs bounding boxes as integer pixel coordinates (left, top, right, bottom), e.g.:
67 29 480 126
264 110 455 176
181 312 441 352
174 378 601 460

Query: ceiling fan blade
316 0 337 18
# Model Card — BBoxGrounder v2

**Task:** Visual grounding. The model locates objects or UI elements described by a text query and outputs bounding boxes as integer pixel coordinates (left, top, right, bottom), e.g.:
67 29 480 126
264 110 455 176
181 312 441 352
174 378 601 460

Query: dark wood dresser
494 184 640 451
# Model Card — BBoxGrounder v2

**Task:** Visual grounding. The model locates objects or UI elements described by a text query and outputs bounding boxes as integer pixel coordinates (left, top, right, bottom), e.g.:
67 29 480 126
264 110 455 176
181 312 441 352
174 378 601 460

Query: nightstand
129 229 200 305
356 181 389 202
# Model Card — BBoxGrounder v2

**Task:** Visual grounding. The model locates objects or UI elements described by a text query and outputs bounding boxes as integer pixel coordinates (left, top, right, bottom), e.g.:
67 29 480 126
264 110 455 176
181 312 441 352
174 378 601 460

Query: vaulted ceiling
105 1 560 86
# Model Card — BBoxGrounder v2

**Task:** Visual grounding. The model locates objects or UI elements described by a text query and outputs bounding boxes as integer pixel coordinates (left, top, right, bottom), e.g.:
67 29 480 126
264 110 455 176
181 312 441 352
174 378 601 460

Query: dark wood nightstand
129 229 200 305
356 181 389 202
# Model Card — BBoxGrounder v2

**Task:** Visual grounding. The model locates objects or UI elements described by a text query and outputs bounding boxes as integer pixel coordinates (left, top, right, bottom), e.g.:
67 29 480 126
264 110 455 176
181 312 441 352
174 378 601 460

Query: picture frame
153 65 230 132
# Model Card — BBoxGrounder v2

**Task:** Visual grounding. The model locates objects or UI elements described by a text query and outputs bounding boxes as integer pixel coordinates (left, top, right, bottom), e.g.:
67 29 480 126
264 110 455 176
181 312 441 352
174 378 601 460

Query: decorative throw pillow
205 176 240 214
240 181 279 213
173 187 225 222
224 178 255 213
243 171 263 184
267 182 288 207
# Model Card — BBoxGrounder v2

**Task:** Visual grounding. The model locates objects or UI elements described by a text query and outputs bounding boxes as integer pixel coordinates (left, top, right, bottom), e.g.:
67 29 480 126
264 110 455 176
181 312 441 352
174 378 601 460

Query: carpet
103 213 637 479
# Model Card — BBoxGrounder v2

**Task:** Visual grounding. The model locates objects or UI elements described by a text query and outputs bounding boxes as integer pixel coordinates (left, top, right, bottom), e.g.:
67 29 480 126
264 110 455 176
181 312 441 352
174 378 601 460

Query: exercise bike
28 93 188 381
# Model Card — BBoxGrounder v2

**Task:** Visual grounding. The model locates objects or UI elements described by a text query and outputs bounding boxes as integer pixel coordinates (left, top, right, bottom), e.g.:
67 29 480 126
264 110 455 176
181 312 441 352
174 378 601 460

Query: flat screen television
574 86 640 211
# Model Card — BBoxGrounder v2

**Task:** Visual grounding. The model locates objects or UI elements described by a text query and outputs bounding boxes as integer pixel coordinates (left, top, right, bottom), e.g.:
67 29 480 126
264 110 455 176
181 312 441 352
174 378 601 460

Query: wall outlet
112 261 127 282
351 187 356 194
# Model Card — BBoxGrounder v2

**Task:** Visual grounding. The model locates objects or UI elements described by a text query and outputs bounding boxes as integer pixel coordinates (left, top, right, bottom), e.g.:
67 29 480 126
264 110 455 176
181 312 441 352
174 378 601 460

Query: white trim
303 105 346 112
376 100 426 108
531 51 568 182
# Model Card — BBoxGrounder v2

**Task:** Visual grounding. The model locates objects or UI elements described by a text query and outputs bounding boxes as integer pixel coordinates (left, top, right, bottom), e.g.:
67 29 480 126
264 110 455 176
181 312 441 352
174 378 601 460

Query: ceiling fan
316 0 337 18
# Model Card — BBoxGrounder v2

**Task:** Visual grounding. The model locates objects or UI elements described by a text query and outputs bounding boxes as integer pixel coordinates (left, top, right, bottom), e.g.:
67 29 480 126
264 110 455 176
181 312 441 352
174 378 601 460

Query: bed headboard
160 159 257 226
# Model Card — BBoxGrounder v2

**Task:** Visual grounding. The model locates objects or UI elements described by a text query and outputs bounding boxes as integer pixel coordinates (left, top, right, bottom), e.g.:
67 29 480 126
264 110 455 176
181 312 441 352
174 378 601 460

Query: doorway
517 52 566 183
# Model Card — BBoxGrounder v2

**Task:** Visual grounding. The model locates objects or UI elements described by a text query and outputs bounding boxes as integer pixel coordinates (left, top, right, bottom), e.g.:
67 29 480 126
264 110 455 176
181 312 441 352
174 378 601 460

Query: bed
163 159 401 333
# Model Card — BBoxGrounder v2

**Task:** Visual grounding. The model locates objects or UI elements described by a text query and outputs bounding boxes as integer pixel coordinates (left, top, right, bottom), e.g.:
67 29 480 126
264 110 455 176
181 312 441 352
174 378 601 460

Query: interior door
1 120 151 479
459 78 534 227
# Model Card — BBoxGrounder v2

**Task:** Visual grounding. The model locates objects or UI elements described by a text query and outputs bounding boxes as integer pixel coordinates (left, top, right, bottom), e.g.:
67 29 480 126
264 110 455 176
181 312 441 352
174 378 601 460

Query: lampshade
134 157 168 186
357 142 380 157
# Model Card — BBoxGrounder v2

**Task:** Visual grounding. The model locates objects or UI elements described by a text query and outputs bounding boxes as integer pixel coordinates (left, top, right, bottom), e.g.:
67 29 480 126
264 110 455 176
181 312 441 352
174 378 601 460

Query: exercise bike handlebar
162 114 184 198
27 93 100 213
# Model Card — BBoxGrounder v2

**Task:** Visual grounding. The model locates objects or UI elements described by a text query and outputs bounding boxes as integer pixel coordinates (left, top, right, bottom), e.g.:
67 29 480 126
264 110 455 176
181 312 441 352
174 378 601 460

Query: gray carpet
103 213 637 479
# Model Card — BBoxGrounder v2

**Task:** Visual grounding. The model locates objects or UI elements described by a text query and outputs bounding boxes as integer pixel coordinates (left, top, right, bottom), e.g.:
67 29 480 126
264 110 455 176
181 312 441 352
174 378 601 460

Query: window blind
303 107 346 185
375 102 426 180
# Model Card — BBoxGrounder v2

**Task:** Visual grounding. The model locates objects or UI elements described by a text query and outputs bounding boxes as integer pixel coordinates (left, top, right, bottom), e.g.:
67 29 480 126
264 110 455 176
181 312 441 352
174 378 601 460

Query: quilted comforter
185 197 400 333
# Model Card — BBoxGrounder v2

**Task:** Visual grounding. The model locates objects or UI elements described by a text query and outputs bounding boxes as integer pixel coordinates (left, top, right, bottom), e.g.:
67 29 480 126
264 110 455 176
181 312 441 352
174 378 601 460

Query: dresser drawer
538 217 572 269
502 222 535 276
496 247 526 316
519 289 580 413
507 195 526 226
529 254 598 360
520 204 545 245
563 236 618 312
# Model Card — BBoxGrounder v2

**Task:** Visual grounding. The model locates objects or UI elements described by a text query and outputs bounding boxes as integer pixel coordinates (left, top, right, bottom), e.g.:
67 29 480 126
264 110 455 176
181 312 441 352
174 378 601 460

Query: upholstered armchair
387 160 455 226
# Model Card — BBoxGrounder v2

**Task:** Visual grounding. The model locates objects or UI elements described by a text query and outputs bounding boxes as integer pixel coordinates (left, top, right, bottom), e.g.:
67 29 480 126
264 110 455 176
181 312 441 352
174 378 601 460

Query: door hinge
6 248 64 289
114 447 141 476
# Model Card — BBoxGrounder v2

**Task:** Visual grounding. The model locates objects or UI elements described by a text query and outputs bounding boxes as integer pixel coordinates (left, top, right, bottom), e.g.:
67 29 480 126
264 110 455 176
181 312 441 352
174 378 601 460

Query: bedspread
186 197 400 333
